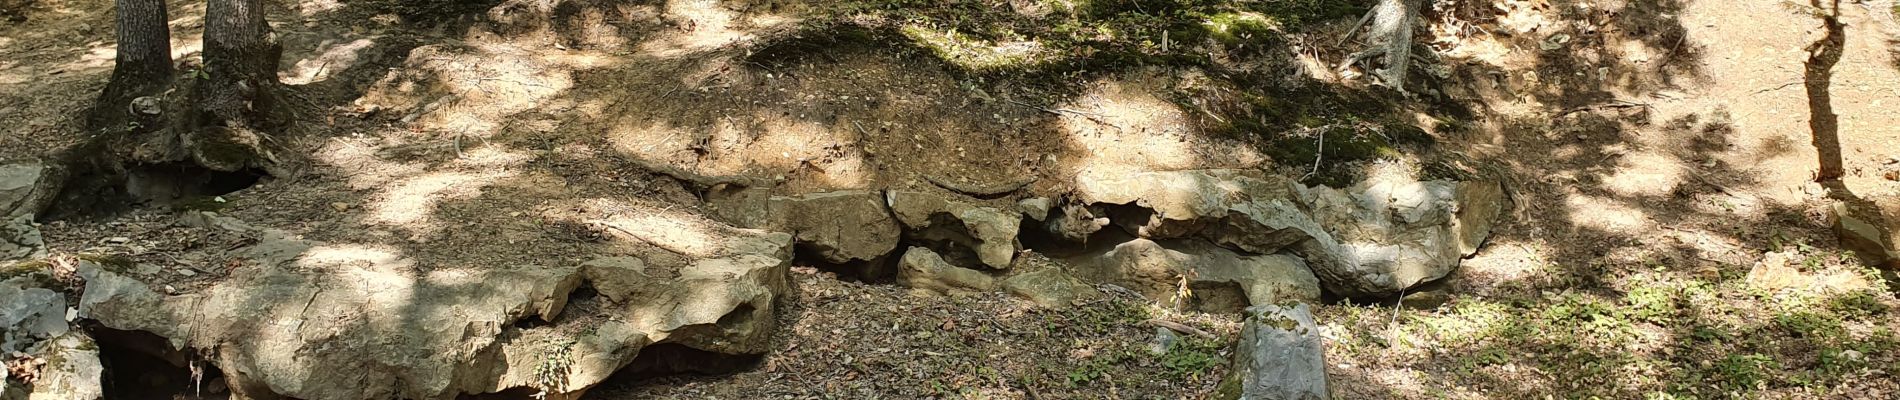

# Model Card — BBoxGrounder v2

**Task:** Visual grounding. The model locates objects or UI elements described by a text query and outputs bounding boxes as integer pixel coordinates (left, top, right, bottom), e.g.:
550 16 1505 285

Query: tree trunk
88 0 172 131
202 0 280 123
1369 0 1418 93
194 0 284 172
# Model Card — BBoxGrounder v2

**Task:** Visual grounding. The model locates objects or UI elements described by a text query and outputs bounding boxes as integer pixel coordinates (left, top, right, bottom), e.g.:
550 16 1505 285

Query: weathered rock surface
0 272 95 400
1001 268 1101 308
0 164 55 219
1295 173 1503 297
1217 303 1330 400
0 277 67 355
887 191 1021 269
1832 197 1899 269
1043 202 1109 244
77 212 792 399
897 247 996 293
1073 239 1320 311
23 332 103 400
1071 168 1505 298
1076 169 1317 243
0 216 44 264
765 191 901 264
1017 197 1053 221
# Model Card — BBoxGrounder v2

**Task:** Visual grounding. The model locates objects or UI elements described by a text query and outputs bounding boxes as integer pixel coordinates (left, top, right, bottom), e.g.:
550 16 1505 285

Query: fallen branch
1302 129 1326 181
1555 99 1652 118
1147 319 1218 339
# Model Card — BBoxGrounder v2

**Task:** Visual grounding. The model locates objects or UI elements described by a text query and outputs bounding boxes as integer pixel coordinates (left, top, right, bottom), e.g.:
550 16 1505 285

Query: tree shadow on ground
1319 0 1900 397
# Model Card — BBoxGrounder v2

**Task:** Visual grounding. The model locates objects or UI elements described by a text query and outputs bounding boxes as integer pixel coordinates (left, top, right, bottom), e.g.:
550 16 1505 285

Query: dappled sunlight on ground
283 37 376 85
1060 73 1265 177
1561 194 1651 232
367 169 514 238
1602 151 1687 197
635 0 798 58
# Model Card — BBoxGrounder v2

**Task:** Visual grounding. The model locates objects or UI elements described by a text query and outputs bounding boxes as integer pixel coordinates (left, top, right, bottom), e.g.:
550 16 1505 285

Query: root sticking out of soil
90 326 228 400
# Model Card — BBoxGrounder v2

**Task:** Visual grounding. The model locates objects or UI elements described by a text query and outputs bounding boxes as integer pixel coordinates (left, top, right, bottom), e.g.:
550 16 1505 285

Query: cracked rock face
1072 168 1505 298
77 212 791 399
886 190 1022 269
1073 238 1320 311
764 191 901 264
1 277 69 355
1218 303 1329 400
1294 171 1504 297
22 332 104 400
1 163 54 219
1 215 44 264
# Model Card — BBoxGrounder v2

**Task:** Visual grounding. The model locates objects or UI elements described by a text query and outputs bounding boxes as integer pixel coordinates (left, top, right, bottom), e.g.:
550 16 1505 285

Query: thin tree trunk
1369 0 1418 93
89 0 172 131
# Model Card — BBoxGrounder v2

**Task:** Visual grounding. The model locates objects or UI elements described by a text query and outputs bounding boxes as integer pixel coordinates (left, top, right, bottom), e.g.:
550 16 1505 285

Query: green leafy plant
532 337 577 398
1158 337 1224 380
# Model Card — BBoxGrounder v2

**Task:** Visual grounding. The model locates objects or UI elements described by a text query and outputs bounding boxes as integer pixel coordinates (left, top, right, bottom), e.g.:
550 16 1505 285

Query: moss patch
1 260 51 280
77 253 138 274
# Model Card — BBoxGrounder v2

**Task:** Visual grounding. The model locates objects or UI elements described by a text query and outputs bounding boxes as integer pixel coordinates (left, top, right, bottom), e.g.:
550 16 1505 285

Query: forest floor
6 0 1900 399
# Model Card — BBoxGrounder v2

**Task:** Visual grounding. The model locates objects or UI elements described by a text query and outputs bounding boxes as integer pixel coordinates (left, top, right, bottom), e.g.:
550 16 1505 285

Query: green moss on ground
1 260 50 280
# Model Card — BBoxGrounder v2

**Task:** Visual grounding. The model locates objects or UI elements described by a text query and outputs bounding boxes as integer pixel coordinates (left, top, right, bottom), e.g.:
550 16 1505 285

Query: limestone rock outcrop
887 190 1022 269
1071 168 1505 298
77 212 792 399
1073 238 1321 311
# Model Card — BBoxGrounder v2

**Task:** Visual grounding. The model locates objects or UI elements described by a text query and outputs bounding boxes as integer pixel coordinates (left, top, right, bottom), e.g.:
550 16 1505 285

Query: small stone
1017 198 1053 221
330 202 351 212
105 237 130 244
1149 327 1179 356
131 96 162 115
176 268 197 277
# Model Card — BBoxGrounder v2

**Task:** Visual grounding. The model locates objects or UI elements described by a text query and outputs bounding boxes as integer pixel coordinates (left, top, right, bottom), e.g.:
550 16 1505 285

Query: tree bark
89 0 173 131
194 0 284 172
201 0 281 124
1369 0 1418 93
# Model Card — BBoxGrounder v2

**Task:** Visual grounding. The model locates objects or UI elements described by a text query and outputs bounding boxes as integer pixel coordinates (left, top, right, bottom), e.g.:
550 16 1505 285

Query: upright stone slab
1218 303 1330 400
